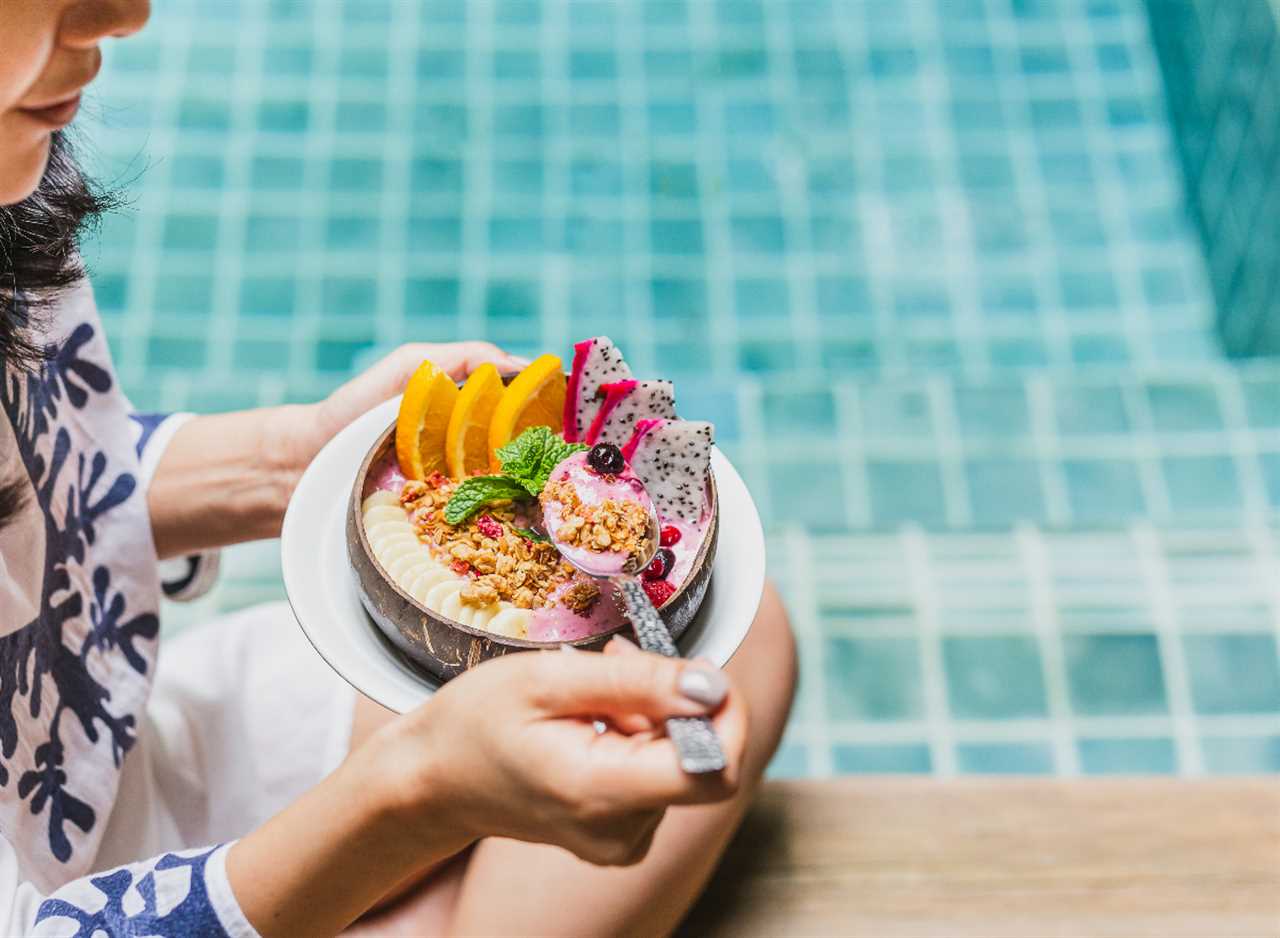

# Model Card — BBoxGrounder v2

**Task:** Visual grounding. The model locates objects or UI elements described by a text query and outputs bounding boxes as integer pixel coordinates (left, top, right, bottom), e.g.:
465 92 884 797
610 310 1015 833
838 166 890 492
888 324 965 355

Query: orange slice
445 363 504 479
487 353 565 469
395 360 459 480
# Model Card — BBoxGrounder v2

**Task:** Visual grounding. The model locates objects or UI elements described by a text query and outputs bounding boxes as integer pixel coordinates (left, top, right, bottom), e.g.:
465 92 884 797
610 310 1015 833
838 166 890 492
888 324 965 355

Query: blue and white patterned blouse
1 283 254 936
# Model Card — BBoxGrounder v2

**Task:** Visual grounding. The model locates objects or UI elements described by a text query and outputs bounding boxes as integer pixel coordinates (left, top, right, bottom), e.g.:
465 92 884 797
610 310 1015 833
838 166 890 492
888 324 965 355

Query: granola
400 473 577 609
542 478 654 566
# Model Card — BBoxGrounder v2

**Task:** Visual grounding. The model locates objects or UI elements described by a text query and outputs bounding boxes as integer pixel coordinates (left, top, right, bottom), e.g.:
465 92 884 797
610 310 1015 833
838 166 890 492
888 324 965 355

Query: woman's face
0 0 149 206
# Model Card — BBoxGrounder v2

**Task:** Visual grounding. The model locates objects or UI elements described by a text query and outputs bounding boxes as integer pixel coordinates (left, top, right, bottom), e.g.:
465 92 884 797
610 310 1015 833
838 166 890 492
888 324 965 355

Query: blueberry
587 442 625 475
642 547 676 581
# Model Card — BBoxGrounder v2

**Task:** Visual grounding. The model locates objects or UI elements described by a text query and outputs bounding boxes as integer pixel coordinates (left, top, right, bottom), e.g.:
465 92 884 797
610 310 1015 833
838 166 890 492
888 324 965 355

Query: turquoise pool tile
860 387 933 438
956 742 1055 775
257 100 309 134
942 637 1049 720
162 214 218 252
1071 335 1130 364
148 337 207 370
410 157 463 194
327 216 380 251
1241 379 1280 429
822 342 879 372
648 100 696 134
766 742 810 780
404 278 461 317
891 280 949 320
494 49 539 81
816 277 871 321
407 216 463 252
1201 736 1280 775
867 461 947 527
1065 635 1168 716
730 215 787 253
954 386 1030 437
493 160 544 196
170 154 225 190
489 218 544 253
154 276 213 315
1064 459 1146 522
1183 635 1280 715
1054 385 1131 435
1078 738 1177 775
93 275 128 313
1060 267 1119 311
315 340 375 373
767 460 847 528
650 219 704 255
1146 382 1224 431
178 97 231 133
234 339 291 372
672 386 740 440
1262 454 1280 509
650 162 699 201
239 278 296 317
251 156 305 191
246 214 301 253
734 279 789 320
329 158 382 192
1161 456 1243 515
323 278 377 317
832 744 932 774
761 390 836 437
824 636 924 722
485 280 540 321
966 459 1047 525
980 278 1038 318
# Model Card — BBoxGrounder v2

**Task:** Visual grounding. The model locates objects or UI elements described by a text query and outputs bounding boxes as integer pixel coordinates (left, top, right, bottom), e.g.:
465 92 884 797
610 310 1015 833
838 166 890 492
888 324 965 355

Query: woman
0 1 798 935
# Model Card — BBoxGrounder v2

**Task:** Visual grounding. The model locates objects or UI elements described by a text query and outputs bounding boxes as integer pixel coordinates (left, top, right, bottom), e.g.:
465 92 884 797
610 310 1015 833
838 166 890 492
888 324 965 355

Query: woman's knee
726 581 797 779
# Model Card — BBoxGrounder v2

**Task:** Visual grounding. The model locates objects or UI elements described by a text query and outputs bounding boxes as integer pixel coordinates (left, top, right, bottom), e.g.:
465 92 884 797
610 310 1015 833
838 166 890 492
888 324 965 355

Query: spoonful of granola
540 443 726 775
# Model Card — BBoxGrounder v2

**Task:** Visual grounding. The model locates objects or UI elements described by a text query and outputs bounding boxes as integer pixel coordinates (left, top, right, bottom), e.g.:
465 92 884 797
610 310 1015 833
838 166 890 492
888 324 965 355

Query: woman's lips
17 94 82 130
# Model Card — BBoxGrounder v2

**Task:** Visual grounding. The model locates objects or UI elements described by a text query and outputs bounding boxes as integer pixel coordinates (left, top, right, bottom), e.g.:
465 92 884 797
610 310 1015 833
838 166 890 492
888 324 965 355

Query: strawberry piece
476 514 503 540
642 579 676 607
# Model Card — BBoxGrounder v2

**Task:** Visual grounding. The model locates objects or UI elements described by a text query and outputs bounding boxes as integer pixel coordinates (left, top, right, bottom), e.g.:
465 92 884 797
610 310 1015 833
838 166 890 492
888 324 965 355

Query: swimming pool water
78 0 1280 776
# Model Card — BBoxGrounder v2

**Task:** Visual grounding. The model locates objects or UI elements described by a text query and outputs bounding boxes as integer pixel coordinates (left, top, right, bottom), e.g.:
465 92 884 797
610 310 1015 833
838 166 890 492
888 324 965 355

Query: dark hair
1 130 115 527
1 131 115 368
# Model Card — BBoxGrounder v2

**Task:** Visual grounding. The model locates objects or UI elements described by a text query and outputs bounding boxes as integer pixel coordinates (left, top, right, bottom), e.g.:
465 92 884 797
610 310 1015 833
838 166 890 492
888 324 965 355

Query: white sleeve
1 834 260 937
128 412 221 603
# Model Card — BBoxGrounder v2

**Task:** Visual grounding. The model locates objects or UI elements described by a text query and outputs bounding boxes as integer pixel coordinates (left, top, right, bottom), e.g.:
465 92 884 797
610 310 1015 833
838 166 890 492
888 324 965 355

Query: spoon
542 466 727 774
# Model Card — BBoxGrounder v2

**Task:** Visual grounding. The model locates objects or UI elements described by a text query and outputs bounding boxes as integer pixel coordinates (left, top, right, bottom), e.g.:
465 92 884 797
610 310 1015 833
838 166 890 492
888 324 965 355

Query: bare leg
346 583 797 938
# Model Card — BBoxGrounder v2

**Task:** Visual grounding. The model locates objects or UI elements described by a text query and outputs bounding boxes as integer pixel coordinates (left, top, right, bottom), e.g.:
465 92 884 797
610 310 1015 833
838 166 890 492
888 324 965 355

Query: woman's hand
148 341 523 558
299 342 526 471
227 641 747 937
373 639 746 866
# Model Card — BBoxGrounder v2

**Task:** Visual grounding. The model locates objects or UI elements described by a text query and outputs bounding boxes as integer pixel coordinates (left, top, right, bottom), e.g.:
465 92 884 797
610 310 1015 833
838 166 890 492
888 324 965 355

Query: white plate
282 397 766 714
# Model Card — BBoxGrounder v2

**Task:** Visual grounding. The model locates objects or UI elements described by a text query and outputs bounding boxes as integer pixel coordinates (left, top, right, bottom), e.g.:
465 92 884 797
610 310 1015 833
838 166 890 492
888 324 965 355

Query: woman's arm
226 644 746 937
147 342 523 558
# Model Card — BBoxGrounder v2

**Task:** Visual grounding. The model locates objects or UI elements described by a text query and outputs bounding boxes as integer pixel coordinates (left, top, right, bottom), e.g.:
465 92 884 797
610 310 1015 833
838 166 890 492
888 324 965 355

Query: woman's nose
61 0 151 48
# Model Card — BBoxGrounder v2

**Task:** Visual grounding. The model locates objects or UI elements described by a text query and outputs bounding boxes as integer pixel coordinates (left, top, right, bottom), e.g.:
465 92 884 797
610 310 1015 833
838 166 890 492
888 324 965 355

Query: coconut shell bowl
346 423 719 684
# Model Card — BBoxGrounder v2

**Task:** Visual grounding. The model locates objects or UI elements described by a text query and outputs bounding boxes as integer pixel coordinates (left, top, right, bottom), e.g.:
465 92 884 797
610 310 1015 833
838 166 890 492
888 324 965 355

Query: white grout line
785 526 834 778
1017 524 1080 775
903 527 957 776
1133 522 1203 775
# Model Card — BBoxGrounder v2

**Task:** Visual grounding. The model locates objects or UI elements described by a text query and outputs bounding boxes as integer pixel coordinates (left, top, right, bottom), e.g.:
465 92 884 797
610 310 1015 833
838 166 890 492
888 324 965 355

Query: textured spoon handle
613 577 727 774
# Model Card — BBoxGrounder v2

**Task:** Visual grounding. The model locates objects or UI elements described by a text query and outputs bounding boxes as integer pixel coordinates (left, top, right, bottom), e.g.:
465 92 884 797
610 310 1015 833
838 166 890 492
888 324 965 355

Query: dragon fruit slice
563 336 632 442
584 379 677 447
622 418 714 523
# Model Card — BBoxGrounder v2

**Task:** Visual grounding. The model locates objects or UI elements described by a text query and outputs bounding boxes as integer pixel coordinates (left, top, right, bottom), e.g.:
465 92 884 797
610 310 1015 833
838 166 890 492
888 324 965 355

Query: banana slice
363 504 407 527
488 606 531 639
362 490 400 513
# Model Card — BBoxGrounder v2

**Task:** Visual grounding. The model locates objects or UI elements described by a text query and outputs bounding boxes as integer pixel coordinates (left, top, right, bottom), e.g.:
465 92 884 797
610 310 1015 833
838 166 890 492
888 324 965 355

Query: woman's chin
0 133 52 206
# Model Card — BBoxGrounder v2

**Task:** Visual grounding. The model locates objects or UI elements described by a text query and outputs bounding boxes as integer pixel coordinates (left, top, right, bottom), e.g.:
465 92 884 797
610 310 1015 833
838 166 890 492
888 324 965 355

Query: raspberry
450 560 471 576
659 525 682 547
476 514 503 540
642 547 676 582
642 579 676 607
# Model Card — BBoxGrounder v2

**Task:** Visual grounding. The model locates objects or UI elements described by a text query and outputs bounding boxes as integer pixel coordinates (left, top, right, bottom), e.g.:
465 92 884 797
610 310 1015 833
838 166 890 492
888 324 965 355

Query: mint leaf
513 526 550 543
495 426 587 496
443 475 530 525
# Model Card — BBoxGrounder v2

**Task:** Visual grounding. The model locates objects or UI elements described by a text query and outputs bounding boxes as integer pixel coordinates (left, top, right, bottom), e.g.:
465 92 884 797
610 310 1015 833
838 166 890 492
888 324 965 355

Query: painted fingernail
607 635 638 653
508 355 533 367
678 667 728 707
559 643 580 654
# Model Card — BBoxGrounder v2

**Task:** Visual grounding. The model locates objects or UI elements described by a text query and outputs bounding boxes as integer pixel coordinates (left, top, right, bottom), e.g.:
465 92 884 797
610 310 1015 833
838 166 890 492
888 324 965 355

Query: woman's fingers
531 646 730 724
599 637 653 734
394 342 524 381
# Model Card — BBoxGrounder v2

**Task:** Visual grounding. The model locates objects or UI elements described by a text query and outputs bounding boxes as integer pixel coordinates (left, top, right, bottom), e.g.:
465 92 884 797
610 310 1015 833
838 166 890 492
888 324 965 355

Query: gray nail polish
678 668 728 707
